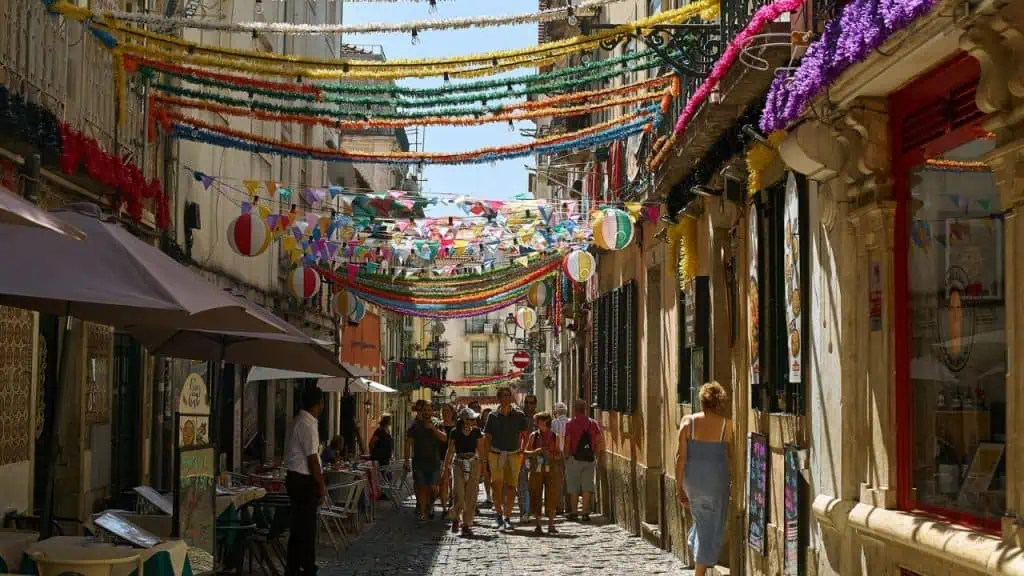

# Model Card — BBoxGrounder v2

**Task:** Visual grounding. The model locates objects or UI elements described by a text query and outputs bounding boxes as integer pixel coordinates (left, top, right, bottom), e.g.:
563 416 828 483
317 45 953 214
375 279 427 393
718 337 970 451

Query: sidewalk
317 489 693 576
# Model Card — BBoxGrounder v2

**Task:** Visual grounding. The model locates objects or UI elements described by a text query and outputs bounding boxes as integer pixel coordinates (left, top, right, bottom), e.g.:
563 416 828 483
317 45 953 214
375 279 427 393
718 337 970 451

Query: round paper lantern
527 281 552 307
288 266 321 300
593 208 635 251
348 299 366 324
227 212 271 257
564 249 596 284
332 290 360 317
515 307 537 330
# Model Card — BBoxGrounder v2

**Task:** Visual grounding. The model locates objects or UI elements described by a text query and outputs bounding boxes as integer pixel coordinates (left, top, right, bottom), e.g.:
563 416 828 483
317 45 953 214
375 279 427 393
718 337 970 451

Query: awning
246 367 397 394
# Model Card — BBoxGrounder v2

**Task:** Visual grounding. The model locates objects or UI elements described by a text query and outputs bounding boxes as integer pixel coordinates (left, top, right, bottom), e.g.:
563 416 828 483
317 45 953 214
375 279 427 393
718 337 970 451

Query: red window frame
890 53 1000 533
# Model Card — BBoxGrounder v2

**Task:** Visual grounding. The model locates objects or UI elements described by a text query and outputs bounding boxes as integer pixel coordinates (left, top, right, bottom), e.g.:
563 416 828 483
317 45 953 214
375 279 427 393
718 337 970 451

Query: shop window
895 55 1005 529
750 174 807 414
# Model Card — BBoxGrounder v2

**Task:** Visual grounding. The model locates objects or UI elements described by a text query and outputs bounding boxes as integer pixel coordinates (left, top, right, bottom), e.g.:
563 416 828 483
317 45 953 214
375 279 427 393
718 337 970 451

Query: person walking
478 407 493 509
550 402 569 514
284 388 327 576
438 403 457 516
517 394 538 522
525 412 561 534
564 398 603 522
483 387 529 531
444 407 485 536
676 382 733 576
405 402 448 521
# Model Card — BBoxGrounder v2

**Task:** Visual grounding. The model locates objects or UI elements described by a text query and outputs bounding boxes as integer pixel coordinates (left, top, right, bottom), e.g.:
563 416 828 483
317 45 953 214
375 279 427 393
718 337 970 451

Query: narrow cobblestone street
320 490 693 576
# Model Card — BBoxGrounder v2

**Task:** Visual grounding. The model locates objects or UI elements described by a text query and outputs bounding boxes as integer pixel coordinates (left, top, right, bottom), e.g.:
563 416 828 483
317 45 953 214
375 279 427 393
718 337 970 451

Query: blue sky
341 0 539 214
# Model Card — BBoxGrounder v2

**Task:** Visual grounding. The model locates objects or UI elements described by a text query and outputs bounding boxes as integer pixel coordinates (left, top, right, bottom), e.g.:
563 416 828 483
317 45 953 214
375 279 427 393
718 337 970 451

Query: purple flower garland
760 0 938 132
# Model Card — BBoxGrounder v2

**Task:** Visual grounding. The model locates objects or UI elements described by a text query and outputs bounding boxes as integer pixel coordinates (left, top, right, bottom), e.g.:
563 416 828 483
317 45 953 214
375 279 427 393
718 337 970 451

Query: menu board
748 432 769 554
748 206 761 387
784 174 802 384
784 444 801 575
178 447 216 555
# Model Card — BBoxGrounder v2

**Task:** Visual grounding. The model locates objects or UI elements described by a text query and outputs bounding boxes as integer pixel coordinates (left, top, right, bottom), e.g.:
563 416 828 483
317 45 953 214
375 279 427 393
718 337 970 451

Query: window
594 281 638 413
893 55 1003 529
750 173 807 414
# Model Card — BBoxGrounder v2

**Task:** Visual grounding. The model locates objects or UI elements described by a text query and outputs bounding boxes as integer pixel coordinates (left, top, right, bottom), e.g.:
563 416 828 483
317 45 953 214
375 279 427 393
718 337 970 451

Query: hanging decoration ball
332 290 360 317
348 298 367 324
227 212 271 257
593 208 635 251
563 249 596 284
527 281 552 307
288 266 321 300
515 306 538 330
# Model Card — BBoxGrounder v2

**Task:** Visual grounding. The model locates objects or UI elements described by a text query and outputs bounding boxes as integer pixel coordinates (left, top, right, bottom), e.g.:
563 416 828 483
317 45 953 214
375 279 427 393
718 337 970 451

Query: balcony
464 319 503 336
463 361 505 377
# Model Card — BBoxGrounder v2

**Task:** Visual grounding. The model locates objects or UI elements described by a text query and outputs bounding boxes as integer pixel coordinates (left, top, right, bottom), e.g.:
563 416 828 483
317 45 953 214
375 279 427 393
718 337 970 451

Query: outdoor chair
251 496 290 575
377 462 409 509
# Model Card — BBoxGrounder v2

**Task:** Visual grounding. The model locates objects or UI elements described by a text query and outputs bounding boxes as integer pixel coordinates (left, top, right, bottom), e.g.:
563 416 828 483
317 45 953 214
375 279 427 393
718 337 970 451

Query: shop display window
906 138 1005 524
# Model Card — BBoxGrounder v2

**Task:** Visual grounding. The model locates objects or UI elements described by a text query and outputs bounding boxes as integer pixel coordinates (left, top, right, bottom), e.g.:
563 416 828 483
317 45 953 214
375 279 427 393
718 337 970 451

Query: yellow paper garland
745 131 786 196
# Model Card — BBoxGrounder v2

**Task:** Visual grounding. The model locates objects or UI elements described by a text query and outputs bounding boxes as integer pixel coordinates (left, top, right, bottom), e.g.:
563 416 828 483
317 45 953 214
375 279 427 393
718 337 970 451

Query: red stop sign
512 351 530 370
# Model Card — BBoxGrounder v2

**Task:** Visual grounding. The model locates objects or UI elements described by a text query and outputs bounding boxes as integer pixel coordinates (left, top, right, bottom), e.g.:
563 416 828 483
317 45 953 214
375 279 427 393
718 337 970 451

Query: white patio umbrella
246 367 397 393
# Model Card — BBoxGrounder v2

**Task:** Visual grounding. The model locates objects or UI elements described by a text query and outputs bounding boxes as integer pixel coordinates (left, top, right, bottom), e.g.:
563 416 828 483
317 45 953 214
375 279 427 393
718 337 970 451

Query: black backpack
574 424 595 462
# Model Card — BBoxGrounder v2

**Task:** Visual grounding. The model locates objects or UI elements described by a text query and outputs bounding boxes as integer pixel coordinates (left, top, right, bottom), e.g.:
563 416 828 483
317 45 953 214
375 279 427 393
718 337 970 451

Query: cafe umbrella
0 203 288 536
0 185 86 239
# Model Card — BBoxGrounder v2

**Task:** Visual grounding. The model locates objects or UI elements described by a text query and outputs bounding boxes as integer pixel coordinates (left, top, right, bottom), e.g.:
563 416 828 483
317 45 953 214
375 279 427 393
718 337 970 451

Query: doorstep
641 521 663 549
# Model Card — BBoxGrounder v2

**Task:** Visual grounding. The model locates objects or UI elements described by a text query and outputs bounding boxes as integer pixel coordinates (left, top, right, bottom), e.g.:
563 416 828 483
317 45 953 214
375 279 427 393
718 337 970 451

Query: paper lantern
593 208 635 251
288 266 321 300
227 212 271 257
516 307 537 330
332 290 359 317
527 281 552 307
348 299 366 324
564 249 596 284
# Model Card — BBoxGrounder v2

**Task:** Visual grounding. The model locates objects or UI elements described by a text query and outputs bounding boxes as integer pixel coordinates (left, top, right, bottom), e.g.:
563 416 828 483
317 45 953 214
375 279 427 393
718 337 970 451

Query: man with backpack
564 398 604 521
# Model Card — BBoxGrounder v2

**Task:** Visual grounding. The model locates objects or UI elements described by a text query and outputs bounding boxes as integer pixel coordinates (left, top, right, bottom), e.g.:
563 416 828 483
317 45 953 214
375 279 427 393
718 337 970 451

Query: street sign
512 351 531 370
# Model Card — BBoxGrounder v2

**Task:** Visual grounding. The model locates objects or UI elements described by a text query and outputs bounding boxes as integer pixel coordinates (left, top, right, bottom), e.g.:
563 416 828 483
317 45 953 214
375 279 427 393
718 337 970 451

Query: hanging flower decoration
745 131 787 196
563 249 596 284
227 210 271 257
527 281 552 307
678 218 697 290
288 266 321 300
760 0 939 133
592 208 635 251
516 306 538 330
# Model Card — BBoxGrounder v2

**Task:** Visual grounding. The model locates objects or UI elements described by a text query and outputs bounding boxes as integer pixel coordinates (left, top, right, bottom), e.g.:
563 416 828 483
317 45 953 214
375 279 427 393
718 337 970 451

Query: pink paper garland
671 0 806 136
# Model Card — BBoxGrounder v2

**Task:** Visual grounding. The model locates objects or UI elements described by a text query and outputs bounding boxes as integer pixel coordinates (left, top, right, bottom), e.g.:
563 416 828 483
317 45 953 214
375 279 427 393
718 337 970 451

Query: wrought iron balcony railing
464 319 503 335
463 361 505 377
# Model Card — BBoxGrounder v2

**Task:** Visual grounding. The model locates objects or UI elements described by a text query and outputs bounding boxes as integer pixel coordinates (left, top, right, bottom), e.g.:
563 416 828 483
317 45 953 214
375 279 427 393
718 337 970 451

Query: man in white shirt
551 402 569 514
285 388 326 576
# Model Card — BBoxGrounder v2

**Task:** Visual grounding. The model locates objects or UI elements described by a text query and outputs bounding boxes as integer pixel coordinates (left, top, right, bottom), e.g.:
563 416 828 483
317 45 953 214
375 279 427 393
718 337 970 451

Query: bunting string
70 0 618 35
419 370 525 388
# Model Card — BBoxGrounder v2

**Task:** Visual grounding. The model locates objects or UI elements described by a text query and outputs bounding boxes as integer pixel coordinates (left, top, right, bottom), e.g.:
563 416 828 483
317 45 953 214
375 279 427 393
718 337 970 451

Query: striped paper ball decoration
527 281 552 307
288 266 321 300
332 290 359 317
516 306 538 330
563 249 596 284
593 208 635 251
227 212 271 257
348 298 367 324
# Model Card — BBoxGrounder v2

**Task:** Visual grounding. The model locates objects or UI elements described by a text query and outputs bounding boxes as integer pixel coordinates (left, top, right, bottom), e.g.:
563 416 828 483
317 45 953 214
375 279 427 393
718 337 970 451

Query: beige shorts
487 451 523 486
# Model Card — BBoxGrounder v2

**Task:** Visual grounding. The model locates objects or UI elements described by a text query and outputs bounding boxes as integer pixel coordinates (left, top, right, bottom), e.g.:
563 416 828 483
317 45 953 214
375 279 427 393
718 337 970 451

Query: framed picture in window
944 217 1002 303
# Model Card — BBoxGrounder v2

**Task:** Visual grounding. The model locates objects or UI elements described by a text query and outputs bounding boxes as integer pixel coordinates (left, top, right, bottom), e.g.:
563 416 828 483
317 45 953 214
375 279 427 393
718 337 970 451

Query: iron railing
464 319 503 335
0 0 147 167
463 361 505 377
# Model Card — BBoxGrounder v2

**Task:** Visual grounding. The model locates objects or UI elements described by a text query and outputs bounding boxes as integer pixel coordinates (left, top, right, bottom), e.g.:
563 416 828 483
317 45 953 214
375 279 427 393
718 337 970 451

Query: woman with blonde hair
676 382 732 576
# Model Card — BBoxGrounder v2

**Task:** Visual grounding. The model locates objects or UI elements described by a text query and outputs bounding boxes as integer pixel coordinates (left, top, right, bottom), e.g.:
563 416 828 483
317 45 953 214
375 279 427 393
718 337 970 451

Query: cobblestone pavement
320 488 693 576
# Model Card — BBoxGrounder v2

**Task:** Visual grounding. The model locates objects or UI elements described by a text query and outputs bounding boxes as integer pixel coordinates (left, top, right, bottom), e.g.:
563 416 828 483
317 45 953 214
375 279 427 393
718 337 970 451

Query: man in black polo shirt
482 387 529 530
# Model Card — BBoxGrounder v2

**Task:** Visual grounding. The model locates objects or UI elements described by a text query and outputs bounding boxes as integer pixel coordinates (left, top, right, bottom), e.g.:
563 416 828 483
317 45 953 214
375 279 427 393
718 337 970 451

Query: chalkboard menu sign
784 444 802 575
748 432 769 554
178 447 216 555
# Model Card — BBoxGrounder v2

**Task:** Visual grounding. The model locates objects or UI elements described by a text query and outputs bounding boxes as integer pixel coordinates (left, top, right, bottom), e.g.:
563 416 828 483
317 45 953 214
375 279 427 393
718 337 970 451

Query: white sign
784 173 802 384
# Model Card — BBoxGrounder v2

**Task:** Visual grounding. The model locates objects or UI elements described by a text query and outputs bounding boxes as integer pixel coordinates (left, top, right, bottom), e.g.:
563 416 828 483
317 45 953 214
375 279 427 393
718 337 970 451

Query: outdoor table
215 486 266 519
24 538 191 576
25 537 141 576
0 530 38 573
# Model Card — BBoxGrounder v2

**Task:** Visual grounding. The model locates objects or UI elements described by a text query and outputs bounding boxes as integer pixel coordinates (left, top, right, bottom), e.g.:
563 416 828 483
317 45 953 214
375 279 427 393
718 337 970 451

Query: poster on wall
748 206 761 387
784 174 802 383
784 444 802 575
748 432 769 554
178 373 210 448
178 446 216 555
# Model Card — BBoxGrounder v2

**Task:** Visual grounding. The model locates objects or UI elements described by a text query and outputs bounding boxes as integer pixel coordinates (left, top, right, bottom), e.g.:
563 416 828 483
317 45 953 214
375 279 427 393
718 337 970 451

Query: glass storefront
908 138 1006 523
